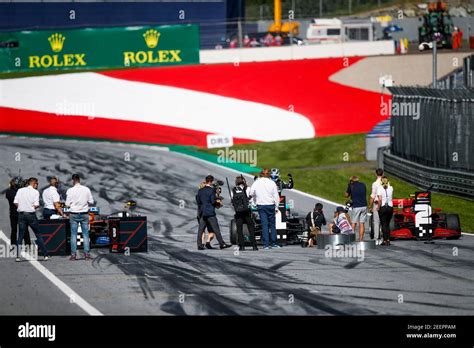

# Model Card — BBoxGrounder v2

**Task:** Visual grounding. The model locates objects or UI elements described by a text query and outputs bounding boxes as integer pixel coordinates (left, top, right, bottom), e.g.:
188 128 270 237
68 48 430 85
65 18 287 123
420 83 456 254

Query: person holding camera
250 168 280 250
329 206 354 235
5 177 31 250
196 175 231 250
231 175 258 251
196 181 216 249
376 176 394 246
304 203 326 247
345 176 367 242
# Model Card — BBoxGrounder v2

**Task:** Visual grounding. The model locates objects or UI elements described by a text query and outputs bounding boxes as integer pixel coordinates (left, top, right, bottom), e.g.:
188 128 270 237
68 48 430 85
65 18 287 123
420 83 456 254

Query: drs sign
0 24 199 73
206 134 234 149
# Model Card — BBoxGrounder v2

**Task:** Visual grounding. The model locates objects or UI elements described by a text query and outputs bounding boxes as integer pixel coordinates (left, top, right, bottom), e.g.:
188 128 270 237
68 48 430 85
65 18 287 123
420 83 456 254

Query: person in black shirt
345 176 368 242
5 178 31 250
196 181 216 249
231 175 258 251
196 175 232 250
304 203 326 247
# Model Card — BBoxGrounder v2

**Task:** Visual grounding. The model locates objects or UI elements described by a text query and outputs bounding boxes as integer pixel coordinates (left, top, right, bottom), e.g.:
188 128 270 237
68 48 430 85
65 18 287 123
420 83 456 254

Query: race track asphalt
0 136 473 316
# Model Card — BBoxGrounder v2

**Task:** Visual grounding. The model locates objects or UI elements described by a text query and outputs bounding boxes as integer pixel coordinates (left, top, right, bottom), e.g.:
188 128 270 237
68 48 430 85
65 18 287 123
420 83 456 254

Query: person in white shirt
376 176 394 246
249 168 280 249
42 176 63 220
66 174 94 261
368 168 384 245
14 177 50 261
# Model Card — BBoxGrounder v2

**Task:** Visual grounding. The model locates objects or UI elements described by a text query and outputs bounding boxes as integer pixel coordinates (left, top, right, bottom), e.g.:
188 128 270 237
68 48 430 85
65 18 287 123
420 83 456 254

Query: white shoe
15 257 21 262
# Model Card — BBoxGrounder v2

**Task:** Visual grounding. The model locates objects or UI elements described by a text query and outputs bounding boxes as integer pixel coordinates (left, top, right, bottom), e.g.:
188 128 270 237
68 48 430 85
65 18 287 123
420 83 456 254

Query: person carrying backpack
231 175 258 251
304 203 327 247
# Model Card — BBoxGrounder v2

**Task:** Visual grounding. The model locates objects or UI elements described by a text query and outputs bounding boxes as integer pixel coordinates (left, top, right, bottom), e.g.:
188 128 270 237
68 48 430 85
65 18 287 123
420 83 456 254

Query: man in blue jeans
250 168 280 249
66 174 94 261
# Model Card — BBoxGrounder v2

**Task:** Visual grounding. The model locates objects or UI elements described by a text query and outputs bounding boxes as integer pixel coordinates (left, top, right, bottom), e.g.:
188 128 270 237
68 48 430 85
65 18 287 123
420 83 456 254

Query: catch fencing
384 86 474 199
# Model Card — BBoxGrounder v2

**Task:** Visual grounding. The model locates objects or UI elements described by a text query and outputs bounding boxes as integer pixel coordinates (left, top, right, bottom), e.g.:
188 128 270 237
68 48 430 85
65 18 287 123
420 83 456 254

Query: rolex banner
0 24 200 73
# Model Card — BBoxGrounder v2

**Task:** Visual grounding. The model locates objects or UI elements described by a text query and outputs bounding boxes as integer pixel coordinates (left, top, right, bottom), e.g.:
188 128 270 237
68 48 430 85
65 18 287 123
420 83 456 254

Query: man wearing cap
14 177 50 261
249 168 280 250
42 176 64 220
329 206 354 235
66 174 94 261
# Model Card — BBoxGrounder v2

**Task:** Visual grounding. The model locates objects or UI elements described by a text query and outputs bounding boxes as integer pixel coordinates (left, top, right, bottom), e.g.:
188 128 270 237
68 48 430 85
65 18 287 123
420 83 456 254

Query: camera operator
5 177 31 250
345 176 367 242
329 206 354 235
196 181 216 249
196 175 231 250
42 176 64 220
231 175 258 251
304 203 326 247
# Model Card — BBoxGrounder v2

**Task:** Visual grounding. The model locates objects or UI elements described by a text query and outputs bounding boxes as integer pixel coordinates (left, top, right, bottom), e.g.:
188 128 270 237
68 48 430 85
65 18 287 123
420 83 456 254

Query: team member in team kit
42 176 64 220
66 174 94 261
14 177 50 262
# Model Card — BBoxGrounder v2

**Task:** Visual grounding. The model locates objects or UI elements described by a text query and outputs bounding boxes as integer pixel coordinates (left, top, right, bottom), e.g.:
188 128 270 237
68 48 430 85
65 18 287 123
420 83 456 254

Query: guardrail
200 40 395 64
380 149 474 199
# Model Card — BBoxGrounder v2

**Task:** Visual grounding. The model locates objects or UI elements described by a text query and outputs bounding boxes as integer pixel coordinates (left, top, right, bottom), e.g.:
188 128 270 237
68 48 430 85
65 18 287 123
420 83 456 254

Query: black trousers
197 216 225 248
17 212 49 257
9 213 31 246
235 211 256 247
43 208 57 220
378 206 393 241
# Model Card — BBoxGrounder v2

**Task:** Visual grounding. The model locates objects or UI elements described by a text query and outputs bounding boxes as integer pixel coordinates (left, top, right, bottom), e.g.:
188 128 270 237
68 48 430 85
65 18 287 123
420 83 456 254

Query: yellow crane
268 0 300 36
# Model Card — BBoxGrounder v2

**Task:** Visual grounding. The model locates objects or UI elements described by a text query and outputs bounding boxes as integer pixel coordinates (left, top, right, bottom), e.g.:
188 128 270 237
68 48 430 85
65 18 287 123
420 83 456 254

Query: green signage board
0 24 200 73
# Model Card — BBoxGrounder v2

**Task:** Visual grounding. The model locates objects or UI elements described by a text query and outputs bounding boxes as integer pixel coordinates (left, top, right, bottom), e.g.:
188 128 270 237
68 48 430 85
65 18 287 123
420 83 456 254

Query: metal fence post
237 19 243 48
432 40 437 88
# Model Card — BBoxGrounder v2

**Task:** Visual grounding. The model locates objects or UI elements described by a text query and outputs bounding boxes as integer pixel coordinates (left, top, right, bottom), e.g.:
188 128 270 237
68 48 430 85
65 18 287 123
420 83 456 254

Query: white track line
0 230 103 316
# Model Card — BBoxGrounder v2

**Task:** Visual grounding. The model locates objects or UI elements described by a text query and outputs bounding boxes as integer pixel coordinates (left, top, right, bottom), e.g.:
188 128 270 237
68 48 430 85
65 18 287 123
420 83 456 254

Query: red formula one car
385 188 461 240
